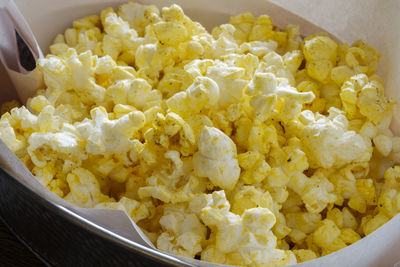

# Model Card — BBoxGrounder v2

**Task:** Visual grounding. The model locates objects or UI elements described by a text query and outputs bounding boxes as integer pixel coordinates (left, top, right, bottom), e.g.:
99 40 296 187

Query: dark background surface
0 219 44 267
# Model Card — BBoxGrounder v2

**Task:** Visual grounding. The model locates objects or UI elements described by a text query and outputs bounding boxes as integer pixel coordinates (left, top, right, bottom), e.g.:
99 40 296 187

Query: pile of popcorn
1 2 400 266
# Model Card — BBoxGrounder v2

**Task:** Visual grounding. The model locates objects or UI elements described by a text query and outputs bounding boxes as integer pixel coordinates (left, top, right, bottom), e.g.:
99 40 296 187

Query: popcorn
75 106 145 155
153 20 188 46
293 249 317 263
95 197 152 223
290 171 336 214
206 62 248 108
362 212 390 236
238 151 271 184
340 74 392 124
32 162 56 187
143 112 195 156
296 108 372 168
378 166 400 217
166 76 220 116
303 35 338 83
1 2 399 266
193 126 240 191
135 43 177 82
37 55 72 91
336 40 381 76
247 72 315 122
11 106 39 131
157 67 193 98
312 219 342 253
157 204 206 258
28 95 51 113
286 212 321 235
229 12 255 44
331 65 355 86
107 78 162 110
200 191 295 266
64 167 112 208
329 162 372 213
28 131 83 168
210 24 239 58
0 117 26 153
118 2 159 36
231 185 274 215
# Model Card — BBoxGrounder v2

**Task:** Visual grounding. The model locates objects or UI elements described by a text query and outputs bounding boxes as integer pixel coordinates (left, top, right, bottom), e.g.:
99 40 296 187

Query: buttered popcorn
1 1 400 266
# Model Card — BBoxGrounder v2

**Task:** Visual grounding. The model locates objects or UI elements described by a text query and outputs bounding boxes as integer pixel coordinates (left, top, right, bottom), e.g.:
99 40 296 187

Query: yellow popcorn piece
231 185 274 215
157 204 206 258
303 35 338 83
248 15 274 42
287 211 321 232
27 95 51 114
37 55 72 91
193 126 240 191
352 40 381 75
377 166 400 217
0 117 26 153
329 162 372 213
342 207 358 230
247 72 314 122
340 73 393 124
337 40 381 76
200 191 295 266
143 112 195 156
210 24 239 58
138 150 206 204
73 14 100 29
206 62 248 108
27 128 84 168
229 12 255 44
312 219 343 253
326 208 344 228
157 67 193 98
298 174 336 214
95 197 151 223
186 114 214 141
331 65 355 86
362 211 390 236
153 21 187 46
297 108 372 168
107 77 162 110
285 24 302 51
32 162 56 187
339 228 361 245
64 167 112 208
166 76 220 116
103 9 137 40
379 189 400 217
118 2 159 36
238 151 271 184
38 49 108 106
373 134 393 156
75 106 145 154
355 178 376 205
135 43 177 82
293 249 317 263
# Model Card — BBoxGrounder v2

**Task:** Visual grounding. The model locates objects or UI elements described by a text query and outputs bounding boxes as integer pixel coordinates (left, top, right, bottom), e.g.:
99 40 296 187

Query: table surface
0 219 45 267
